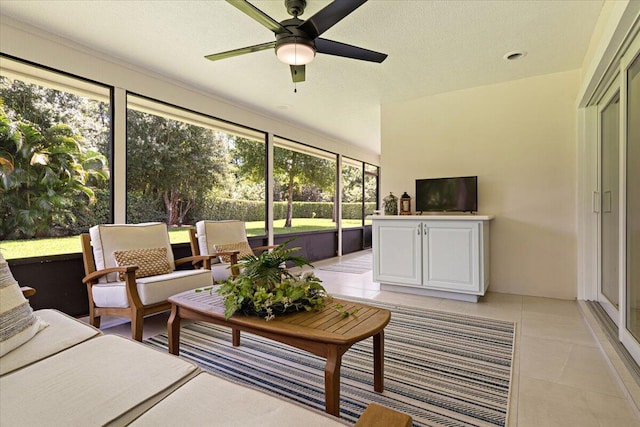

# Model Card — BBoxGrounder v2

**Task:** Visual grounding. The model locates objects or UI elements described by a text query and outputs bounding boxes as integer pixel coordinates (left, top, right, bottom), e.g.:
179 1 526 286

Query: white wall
381 70 580 299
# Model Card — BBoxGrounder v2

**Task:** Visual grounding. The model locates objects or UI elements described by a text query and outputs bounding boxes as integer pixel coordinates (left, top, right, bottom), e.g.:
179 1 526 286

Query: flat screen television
415 176 478 213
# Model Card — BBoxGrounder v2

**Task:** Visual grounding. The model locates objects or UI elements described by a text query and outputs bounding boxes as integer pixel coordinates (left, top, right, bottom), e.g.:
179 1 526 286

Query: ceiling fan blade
297 0 367 39
205 41 276 61
290 65 305 83
226 0 292 34
315 38 387 63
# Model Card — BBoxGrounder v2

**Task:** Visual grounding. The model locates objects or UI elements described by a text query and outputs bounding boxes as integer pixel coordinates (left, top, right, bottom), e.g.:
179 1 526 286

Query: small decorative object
211 239 330 320
400 192 412 215
383 192 398 215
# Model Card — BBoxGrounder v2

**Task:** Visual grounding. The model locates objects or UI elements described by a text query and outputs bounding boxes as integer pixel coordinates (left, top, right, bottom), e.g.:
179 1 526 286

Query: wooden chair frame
80 233 214 341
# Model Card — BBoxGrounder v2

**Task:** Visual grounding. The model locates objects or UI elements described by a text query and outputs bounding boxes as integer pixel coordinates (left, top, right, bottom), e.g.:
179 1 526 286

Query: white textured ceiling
0 0 604 154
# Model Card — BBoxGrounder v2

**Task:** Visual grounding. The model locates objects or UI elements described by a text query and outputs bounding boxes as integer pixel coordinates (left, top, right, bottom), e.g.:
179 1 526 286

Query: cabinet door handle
423 228 427 235
593 191 600 213
417 225 421 235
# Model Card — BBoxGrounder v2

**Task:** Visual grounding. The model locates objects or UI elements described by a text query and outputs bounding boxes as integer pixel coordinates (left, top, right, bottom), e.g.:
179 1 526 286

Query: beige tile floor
98 249 640 426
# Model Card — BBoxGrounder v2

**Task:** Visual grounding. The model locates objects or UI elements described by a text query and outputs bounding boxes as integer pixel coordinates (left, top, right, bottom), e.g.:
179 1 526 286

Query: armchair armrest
210 250 239 259
82 265 139 284
252 245 278 254
210 250 240 277
82 265 144 309
176 255 213 270
20 286 36 298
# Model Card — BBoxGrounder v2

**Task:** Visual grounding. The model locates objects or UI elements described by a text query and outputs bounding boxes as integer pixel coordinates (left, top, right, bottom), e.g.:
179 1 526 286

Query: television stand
371 215 493 302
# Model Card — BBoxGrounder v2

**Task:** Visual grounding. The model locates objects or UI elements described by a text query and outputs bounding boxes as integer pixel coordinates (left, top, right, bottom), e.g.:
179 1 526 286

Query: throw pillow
113 247 173 280
0 252 49 357
214 242 254 263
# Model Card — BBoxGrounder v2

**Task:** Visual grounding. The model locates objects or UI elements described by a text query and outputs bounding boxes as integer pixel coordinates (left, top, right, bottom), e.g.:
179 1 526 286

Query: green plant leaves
216 240 328 320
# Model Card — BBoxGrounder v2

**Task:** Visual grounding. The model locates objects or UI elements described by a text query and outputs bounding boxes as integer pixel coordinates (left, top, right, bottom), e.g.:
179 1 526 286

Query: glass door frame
596 80 621 324
619 33 640 365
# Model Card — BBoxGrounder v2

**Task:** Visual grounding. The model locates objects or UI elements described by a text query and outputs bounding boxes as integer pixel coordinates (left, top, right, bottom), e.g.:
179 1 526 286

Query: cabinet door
423 221 480 292
373 220 422 285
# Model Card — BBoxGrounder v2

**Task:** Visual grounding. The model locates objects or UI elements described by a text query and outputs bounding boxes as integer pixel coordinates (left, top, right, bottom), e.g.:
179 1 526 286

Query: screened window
0 57 111 258
273 137 337 234
364 163 379 225
342 158 364 228
126 95 266 243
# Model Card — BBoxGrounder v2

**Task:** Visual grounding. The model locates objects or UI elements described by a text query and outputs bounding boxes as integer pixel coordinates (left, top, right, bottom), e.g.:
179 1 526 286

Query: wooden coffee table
167 289 391 417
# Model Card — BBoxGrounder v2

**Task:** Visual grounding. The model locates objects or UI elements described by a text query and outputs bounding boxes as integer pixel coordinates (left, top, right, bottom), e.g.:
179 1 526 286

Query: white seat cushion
129 372 348 427
89 223 175 283
0 309 101 376
211 262 232 282
92 269 212 308
0 335 199 427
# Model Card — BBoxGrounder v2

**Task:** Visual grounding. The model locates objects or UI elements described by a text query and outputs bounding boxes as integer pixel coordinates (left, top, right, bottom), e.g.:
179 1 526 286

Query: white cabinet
423 221 480 292
372 215 492 302
373 220 422 285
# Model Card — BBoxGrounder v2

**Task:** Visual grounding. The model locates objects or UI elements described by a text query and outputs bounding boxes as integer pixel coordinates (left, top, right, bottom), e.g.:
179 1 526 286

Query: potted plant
211 240 330 320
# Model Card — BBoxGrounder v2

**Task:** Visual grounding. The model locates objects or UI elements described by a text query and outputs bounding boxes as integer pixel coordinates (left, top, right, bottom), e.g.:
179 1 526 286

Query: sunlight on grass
1 219 365 259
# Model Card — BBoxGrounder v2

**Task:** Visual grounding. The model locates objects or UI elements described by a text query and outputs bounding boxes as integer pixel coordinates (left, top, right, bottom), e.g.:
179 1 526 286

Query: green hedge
195 198 376 221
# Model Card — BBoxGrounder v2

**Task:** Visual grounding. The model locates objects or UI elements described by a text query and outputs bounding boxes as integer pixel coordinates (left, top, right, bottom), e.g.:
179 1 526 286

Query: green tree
342 163 364 203
0 77 110 154
234 140 335 227
0 106 108 239
126 110 229 225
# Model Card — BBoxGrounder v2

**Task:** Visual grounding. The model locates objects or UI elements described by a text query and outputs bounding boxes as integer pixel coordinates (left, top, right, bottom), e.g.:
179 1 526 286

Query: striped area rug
317 253 373 274
145 300 515 427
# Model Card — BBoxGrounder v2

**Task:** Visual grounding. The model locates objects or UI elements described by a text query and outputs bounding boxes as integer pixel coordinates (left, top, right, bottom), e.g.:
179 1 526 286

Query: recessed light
503 51 527 61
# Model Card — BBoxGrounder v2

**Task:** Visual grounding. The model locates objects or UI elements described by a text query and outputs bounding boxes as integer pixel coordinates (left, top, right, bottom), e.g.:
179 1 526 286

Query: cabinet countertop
368 214 494 221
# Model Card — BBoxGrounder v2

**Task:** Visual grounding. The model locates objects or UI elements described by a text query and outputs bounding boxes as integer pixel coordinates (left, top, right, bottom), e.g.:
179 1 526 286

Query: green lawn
0 218 365 259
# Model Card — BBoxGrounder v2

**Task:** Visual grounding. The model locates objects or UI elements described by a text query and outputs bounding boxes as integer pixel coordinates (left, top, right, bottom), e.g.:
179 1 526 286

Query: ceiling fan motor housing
285 0 307 17
275 17 316 53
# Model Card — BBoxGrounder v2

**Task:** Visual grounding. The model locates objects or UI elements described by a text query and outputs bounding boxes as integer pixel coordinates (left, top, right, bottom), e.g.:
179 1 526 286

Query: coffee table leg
325 346 342 417
168 304 181 355
373 330 384 392
232 328 240 346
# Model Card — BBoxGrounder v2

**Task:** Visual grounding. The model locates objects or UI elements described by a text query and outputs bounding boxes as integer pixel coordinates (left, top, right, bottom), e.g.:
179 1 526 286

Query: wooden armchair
189 220 277 281
81 222 214 341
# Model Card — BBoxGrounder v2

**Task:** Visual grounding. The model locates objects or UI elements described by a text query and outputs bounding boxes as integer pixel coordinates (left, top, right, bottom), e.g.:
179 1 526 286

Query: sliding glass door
598 84 620 322
621 36 640 363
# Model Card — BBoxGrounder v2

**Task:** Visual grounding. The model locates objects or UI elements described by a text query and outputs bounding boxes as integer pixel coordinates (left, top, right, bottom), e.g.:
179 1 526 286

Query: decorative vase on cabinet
383 192 398 215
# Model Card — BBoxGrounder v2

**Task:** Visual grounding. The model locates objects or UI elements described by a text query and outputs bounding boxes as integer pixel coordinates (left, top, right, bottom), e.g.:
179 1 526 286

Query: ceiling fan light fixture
276 42 315 65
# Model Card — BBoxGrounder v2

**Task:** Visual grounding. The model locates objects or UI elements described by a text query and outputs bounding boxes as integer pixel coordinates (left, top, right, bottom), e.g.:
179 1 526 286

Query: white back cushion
196 220 248 257
90 223 174 283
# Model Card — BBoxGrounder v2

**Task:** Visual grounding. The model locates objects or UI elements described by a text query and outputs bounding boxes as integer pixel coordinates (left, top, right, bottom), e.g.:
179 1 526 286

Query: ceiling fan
205 0 387 84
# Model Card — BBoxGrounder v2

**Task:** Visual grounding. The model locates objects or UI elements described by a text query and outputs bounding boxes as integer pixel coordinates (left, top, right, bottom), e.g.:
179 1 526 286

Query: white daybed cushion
89 222 175 283
0 309 101 376
130 372 348 426
91 269 212 308
0 335 199 427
